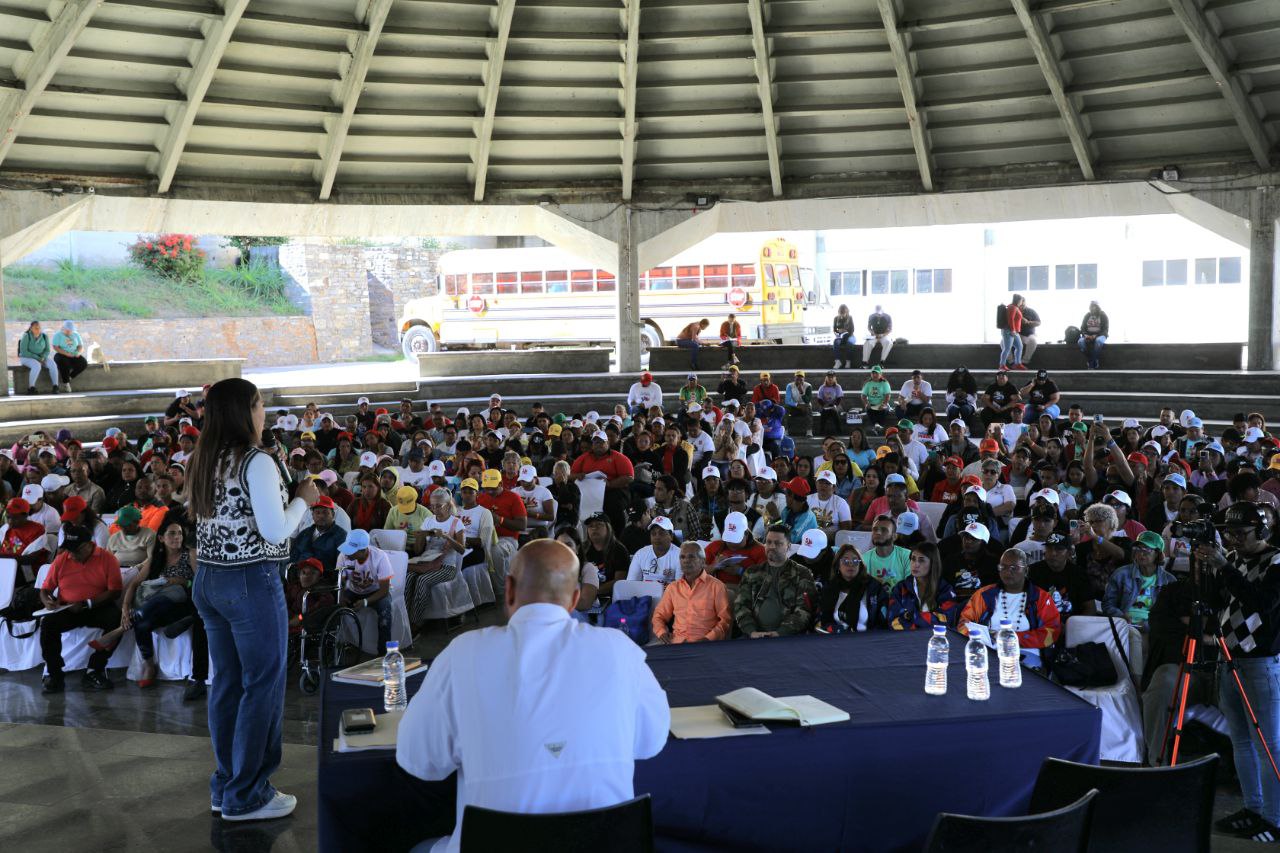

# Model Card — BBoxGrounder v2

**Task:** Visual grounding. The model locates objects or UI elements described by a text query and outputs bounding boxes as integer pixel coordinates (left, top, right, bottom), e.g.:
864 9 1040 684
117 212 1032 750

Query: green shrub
127 234 206 282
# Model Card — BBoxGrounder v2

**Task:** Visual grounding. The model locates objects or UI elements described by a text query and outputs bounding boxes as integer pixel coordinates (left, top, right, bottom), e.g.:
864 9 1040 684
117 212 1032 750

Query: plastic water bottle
996 618 1022 688
965 628 990 701
383 640 407 713
925 624 949 695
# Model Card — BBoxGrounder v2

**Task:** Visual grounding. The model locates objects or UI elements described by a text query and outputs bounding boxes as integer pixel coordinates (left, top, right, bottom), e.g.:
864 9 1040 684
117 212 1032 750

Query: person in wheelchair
285 557 337 637
336 528 394 653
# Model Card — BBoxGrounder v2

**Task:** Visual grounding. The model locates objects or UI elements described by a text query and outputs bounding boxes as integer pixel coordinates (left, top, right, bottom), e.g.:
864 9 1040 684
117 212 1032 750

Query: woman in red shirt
349 474 390 531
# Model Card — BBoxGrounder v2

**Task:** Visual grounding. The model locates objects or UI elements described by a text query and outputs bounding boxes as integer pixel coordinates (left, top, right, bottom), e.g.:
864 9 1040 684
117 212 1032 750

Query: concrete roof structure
0 0 1278 204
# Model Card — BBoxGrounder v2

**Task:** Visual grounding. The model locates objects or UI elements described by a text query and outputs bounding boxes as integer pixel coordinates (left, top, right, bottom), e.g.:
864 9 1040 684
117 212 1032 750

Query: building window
1142 260 1163 286
869 269 907 295
1165 259 1187 286
915 268 952 294
1078 264 1097 289
1029 265 1049 290
1008 267 1028 292
1220 256 1242 283
829 270 862 296
1146 256 1241 286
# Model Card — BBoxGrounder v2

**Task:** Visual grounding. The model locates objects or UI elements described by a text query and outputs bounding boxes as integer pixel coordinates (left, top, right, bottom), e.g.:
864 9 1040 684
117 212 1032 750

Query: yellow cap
460 478 479 490
481 469 502 488
548 424 563 437
876 445 891 458
396 485 418 507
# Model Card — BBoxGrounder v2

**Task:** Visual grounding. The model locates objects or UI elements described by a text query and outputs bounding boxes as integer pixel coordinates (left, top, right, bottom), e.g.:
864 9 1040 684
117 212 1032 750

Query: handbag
1052 641 1117 688
135 578 187 607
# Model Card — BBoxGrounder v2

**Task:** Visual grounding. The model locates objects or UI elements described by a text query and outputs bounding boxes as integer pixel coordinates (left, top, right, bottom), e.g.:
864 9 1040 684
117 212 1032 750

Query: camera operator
1163 496 1218 577
1196 502 1280 839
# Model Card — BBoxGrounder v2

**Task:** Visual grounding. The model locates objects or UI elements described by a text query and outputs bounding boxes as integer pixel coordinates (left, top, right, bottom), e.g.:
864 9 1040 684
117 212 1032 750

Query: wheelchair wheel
299 670 319 694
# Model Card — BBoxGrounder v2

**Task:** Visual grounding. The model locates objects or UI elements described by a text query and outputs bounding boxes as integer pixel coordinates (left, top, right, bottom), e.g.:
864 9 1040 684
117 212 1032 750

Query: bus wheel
640 324 663 351
401 325 438 359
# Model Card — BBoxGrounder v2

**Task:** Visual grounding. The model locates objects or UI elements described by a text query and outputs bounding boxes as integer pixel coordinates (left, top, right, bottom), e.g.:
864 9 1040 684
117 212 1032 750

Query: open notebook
716 687 849 727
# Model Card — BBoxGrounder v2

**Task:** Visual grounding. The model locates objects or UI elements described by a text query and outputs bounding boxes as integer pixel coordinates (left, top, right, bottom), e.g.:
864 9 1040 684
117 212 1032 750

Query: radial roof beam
155 0 250 194
316 0 395 200
0 0 104 169
1165 0 1273 168
621 0 641 200
1008 0 1095 180
876 0 934 191
472 0 517 202
746 0 782 197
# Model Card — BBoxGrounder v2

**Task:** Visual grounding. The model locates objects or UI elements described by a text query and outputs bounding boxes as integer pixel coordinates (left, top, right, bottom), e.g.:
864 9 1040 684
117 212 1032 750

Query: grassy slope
1 262 302 320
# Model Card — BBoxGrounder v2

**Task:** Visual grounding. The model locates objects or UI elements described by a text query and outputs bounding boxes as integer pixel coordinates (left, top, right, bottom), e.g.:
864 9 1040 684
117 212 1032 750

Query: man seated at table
652 542 732 644
958 548 1061 650
733 524 818 638
38 524 123 693
396 540 670 853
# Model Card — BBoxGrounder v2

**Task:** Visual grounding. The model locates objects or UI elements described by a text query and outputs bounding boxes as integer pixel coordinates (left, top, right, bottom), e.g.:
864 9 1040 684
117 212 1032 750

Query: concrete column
616 207 643 373
0 263 7 396
1248 187 1280 371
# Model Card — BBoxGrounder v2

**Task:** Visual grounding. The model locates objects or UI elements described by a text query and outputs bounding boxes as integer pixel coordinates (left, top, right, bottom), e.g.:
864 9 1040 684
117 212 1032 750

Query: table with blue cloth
318 631 1100 853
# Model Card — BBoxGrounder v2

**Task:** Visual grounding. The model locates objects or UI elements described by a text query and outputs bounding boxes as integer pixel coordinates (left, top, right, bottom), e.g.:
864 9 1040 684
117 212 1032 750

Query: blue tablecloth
318 631 1100 853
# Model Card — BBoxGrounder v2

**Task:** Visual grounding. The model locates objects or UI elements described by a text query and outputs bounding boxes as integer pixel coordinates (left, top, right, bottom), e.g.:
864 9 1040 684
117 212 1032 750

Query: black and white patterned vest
196 447 290 566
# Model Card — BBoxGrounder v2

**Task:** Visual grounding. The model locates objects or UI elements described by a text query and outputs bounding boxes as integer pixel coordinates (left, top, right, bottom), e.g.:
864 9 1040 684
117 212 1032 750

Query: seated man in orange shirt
652 542 732 644
704 511 767 586
38 524 123 693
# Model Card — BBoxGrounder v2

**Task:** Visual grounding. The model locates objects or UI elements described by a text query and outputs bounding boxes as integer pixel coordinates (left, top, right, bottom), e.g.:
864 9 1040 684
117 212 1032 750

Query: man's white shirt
627 382 663 410
396 603 670 853
626 544 681 585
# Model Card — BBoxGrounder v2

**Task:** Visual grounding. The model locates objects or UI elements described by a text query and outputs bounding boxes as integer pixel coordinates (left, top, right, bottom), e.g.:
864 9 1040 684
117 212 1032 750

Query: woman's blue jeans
193 559 288 817
1220 654 1280 825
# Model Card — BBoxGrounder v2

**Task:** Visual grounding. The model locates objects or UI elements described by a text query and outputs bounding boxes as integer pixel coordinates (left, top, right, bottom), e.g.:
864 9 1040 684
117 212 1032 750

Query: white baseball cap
687 403 703 414
40 474 69 492
1031 488 1059 505
357 396 370 406
796 528 828 559
1121 418 1140 430
702 465 721 480
723 399 741 409
174 389 189 398
755 467 778 481
1245 427 1266 443
815 469 837 485
585 411 600 422
591 430 609 442
962 521 990 543
884 473 906 487
359 451 378 468
1104 489 1132 507
648 515 674 532
963 484 988 502
895 511 920 536
518 464 538 483
427 460 446 477
1179 409 1196 428
21 484 44 503
722 511 748 546
1151 425 1170 438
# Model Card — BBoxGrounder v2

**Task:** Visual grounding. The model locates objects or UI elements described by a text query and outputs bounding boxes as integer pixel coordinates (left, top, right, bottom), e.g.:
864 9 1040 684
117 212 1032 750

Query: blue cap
1164 472 1187 490
339 528 370 555
932 624 947 634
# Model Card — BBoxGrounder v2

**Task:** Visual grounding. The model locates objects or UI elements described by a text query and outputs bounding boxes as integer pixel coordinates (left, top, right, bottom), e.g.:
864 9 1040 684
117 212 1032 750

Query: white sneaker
221 791 297 822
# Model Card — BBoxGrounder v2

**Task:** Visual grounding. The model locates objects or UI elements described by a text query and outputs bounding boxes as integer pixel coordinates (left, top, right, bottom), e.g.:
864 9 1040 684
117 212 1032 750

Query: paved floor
0 607 1266 852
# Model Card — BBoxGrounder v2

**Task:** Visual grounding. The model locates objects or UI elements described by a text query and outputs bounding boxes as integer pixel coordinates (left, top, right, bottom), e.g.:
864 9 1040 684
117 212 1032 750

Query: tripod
1158 559 1280 784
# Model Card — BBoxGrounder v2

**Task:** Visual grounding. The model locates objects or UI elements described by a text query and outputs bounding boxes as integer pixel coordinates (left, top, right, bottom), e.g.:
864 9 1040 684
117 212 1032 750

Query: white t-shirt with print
338 545 393 595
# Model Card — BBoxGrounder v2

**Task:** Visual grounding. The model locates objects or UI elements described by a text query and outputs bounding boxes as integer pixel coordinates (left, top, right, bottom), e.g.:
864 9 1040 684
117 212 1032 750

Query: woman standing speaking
187 378 318 821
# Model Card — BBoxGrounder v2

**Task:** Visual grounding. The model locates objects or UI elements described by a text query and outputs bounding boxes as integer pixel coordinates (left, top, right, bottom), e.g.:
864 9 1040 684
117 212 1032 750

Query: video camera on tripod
1170 518 1216 545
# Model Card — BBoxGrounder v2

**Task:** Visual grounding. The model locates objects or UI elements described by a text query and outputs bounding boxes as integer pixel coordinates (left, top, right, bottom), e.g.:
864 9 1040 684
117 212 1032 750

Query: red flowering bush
127 233 206 282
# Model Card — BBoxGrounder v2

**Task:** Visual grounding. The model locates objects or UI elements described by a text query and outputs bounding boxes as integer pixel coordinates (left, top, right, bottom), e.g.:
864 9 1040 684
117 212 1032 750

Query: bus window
763 265 776 286
571 269 595 293
677 265 701 289
497 272 518 295
520 271 544 294
731 263 757 289
773 264 792 287
597 270 616 292
649 267 673 290
444 274 464 296
471 272 494 295
547 270 568 293
704 264 728 288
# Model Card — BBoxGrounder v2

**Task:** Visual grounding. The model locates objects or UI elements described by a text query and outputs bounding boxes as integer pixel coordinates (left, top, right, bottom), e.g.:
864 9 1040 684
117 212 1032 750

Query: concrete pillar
616 207 643 373
0 263 7 396
1248 187 1280 371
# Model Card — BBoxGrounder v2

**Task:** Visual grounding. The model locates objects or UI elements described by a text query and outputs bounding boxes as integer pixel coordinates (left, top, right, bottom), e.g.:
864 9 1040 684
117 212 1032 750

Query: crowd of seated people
3 364 1278 769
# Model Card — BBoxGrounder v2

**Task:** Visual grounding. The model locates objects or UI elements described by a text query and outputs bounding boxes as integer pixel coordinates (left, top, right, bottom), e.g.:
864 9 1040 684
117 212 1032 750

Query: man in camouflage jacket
734 524 818 637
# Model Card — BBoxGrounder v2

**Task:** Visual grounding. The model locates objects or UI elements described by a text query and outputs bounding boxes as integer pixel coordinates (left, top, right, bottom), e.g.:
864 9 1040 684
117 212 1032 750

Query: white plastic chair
30 560 136 674
462 555 496 607
834 530 872 553
916 501 947 534
0 558 16 610
612 579 665 604
578 479 606 524
1060 615 1145 763
415 550 476 621
346 549 414 655
371 528 408 552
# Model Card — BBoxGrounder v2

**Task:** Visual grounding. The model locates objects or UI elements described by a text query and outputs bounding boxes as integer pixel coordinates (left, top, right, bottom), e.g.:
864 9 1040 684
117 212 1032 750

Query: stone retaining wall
5 316 318 368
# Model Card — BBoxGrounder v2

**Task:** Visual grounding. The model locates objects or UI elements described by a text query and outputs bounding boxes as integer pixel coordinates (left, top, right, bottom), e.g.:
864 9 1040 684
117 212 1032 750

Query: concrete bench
8 358 243 394
418 347 612 378
648 342 1245 373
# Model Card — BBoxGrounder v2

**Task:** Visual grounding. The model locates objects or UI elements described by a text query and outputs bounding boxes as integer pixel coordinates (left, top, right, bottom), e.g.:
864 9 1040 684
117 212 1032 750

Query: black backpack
995 303 1009 331
869 313 890 335
0 585 44 638
1064 325 1081 346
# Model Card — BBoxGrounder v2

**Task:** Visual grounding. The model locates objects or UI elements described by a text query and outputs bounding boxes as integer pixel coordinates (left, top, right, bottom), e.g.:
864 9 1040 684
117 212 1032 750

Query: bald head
506 539 582 614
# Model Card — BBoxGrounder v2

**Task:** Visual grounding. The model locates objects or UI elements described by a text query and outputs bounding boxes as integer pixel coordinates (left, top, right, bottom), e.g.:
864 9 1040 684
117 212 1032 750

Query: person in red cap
930 455 968 504
627 371 664 415
285 557 336 637
59 494 110 548
675 318 710 370
780 477 818 544
961 437 1004 479
289 494 345 573
0 497 49 582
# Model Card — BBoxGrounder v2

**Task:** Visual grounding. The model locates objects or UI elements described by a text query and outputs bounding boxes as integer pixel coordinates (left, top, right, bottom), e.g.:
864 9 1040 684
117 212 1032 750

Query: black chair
1028 754 1218 853
459 794 653 853
923 789 1097 853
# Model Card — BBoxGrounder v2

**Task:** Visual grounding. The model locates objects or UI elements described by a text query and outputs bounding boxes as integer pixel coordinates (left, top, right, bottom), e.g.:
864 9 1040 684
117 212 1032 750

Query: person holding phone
187 378 319 822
